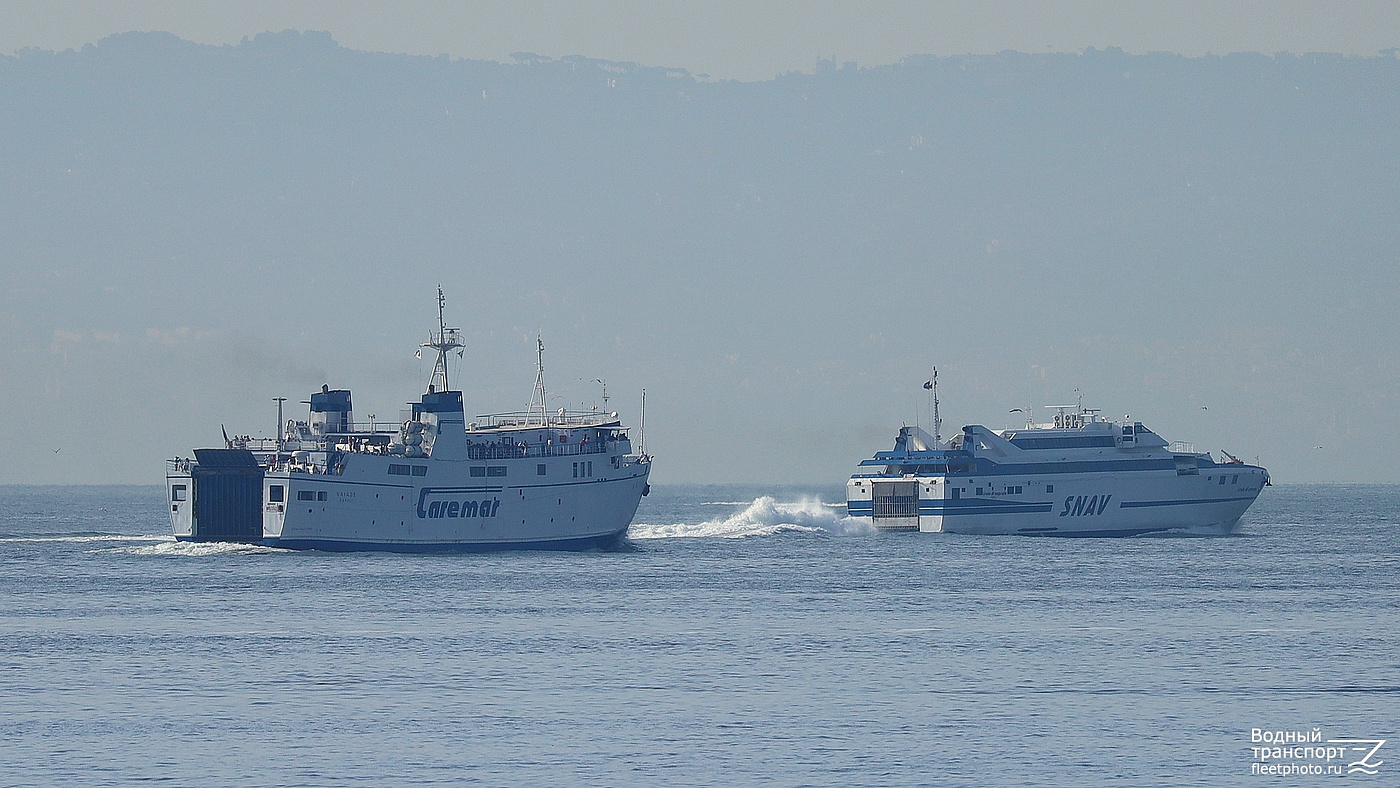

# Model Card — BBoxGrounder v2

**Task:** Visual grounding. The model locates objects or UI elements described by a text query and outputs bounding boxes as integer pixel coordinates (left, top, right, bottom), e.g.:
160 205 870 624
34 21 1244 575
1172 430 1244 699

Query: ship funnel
897 425 938 451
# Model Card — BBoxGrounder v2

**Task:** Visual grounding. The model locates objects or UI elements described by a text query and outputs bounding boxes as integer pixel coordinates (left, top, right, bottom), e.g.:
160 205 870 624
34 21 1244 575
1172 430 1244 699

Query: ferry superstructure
846 389 1268 536
166 290 651 551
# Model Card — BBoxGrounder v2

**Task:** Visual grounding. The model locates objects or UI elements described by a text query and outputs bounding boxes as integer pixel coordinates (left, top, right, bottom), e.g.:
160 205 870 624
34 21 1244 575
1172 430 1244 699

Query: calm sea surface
1 483 1396 786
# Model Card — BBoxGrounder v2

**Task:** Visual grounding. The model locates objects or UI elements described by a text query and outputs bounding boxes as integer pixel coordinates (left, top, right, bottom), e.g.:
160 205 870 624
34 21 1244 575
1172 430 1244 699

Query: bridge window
171 484 187 502
297 490 316 501
388 464 411 476
487 466 507 477
317 491 328 501
268 485 284 503
470 467 486 477
411 466 427 477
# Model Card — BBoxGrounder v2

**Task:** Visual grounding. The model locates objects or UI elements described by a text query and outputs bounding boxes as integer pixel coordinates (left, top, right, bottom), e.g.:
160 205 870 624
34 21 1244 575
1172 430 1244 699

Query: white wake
89 539 292 557
629 496 870 539
0 534 168 543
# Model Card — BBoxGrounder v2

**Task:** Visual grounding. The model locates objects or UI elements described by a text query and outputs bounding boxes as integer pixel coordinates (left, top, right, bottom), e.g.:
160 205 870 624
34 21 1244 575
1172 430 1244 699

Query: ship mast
420 286 462 394
930 366 941 448
527 336 548 425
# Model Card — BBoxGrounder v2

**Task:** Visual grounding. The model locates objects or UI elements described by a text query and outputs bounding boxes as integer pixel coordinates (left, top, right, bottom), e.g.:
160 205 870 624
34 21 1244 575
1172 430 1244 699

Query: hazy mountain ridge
2 31 1396 483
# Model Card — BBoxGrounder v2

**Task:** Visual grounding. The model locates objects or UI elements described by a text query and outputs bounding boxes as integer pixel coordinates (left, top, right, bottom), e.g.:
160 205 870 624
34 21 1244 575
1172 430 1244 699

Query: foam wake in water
0 534 169 543
630 496 870 539
91 539 293 557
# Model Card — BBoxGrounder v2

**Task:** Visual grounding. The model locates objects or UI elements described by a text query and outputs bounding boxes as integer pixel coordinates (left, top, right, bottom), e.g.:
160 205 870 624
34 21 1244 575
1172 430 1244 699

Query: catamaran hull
847 466 1267 537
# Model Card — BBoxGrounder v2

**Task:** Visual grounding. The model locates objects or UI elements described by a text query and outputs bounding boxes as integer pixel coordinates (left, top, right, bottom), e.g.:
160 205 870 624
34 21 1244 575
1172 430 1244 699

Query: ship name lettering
417 495 502 519
1058 494 1112 517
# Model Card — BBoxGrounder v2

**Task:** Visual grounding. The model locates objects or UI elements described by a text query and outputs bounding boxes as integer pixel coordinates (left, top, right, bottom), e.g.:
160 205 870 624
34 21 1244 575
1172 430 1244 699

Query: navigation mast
420 286 462 394
927 366 941 448
527 336 548 425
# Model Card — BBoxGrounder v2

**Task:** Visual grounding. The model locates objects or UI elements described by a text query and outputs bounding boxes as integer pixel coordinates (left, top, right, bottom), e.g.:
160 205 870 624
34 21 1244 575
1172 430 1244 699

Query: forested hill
3 31 1397 483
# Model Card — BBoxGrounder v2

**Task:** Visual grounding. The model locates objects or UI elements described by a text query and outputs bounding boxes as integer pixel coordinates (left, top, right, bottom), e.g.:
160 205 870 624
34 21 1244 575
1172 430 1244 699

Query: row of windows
574 461 594 478
1218 474 1240 485
973 485 1026 496
469 466 508 477
388 464 428 476
951 484 1046 499
1008 435 1118 450
295 490 328 502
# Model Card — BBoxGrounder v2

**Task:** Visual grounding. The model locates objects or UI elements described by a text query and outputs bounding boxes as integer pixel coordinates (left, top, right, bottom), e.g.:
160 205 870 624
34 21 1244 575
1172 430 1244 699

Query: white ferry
166 290 651 551
846 382 1268 536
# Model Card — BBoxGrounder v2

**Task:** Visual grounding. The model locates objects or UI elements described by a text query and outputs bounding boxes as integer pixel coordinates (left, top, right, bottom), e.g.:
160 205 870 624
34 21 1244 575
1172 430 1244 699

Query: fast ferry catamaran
846 380 1268 536
166 289 651 551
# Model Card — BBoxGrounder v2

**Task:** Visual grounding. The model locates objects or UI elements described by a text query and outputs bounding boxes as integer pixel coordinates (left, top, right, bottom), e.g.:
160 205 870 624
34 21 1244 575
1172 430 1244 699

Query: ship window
297 490 316 501
951 488 961 499
317 491 328 501
1219 476 1227 485
412 466 427 477
1046 485 1054 493
537 464 547 475
572 462 578 477
268 485 284 503
171 484 187 502
470 467 486 477
389 464 411 476
976 487 983 495
487 466 507 477
1231 474 1239 484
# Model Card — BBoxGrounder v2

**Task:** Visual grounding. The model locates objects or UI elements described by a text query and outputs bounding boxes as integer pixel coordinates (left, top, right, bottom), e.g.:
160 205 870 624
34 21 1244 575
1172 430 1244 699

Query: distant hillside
2 31 1397 483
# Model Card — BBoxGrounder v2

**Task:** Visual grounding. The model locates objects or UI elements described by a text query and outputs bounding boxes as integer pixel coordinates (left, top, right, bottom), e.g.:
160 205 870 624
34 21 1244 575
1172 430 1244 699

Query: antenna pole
640 388 647 457
437 286 448 386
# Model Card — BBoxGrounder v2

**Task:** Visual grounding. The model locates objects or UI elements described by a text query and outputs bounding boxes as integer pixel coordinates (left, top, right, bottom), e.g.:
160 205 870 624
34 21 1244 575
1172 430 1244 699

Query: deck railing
471 409 623 430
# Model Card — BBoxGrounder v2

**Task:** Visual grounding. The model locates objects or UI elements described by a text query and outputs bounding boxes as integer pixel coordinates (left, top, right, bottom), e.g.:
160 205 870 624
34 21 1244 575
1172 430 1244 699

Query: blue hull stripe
851 497 1255 514
176 530 628 553
1119 495 1258 508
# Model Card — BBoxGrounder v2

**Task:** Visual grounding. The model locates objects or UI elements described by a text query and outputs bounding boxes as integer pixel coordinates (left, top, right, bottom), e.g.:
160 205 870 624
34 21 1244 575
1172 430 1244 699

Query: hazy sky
6 1 1400 80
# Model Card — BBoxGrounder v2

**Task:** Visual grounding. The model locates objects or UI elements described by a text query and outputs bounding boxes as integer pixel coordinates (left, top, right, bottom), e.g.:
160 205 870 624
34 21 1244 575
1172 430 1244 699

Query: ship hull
169 450 650 552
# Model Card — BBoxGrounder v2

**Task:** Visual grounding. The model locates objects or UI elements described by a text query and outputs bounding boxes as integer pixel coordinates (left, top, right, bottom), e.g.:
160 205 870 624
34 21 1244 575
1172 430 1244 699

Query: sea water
0 484 1396 786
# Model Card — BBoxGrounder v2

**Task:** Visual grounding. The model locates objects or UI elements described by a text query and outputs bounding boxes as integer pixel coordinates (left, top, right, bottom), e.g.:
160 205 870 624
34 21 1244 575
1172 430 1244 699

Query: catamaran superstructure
847 383 1268 536
167 289 651 551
